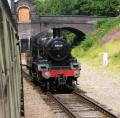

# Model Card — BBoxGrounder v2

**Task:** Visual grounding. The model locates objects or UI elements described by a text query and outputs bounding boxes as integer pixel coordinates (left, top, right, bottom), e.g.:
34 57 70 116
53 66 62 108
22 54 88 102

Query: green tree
31 0 120 16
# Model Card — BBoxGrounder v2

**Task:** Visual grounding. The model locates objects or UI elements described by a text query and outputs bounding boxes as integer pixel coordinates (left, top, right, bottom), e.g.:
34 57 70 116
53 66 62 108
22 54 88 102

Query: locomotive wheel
41 80 51 91
41 80 46 91
46 81 50 91
67 78 73 86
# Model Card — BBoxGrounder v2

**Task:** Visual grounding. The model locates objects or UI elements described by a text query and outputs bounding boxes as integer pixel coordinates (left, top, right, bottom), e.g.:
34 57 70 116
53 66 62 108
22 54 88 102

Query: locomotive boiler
27 29 81 91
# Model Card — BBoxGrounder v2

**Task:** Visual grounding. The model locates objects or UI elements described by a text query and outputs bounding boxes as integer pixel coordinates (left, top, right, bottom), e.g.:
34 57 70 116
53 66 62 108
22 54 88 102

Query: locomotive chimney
53 28 61 38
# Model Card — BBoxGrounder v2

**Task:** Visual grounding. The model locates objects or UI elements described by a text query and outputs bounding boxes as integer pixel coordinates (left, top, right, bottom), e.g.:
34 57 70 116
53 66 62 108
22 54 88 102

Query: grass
72 16 120 73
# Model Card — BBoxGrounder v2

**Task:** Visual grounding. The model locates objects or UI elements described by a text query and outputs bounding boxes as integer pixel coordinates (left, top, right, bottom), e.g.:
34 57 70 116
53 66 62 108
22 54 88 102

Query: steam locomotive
27 29 81 91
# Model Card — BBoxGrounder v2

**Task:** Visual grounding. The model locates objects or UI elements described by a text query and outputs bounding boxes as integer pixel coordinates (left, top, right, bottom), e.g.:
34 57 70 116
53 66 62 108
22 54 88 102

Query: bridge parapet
33 15 111 24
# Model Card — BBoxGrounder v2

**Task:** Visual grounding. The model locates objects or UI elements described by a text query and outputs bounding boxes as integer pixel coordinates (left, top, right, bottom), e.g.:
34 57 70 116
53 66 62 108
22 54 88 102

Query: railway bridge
17 14 107 40
37 15 104 33
35 15 107 38
12 0 108 40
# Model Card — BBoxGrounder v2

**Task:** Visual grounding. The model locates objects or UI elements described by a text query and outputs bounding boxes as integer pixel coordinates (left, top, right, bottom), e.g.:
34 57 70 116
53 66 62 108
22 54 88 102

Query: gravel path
77 64 120 116
23 79 56 118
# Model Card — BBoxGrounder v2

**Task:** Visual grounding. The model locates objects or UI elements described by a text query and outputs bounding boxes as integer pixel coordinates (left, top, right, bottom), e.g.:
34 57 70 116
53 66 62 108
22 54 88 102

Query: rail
73 91 119 118
47 92 77 118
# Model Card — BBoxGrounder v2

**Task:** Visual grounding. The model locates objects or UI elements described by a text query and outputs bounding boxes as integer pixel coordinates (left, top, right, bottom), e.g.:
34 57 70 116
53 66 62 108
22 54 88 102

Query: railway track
73 91 118 118
47 92 119 118
22 70 119 118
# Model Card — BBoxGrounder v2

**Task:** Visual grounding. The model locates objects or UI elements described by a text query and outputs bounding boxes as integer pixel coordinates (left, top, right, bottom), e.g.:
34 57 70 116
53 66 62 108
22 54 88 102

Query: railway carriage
0 0 21 118
27 29 81 91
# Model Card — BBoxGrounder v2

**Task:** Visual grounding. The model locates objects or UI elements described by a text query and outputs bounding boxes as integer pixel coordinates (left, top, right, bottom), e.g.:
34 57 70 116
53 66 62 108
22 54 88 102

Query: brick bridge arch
39 16 98 34
60 27 85 38
59 27 86 44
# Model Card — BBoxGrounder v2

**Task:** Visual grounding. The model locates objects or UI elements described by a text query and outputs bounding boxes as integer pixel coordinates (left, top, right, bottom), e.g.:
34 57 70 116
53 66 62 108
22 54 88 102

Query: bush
66 32 76 44
96 19 109 28
81 39 94 50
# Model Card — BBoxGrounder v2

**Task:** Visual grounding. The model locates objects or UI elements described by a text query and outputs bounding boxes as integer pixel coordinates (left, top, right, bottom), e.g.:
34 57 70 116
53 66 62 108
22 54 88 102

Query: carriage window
18 7 30 23
21 39 29 53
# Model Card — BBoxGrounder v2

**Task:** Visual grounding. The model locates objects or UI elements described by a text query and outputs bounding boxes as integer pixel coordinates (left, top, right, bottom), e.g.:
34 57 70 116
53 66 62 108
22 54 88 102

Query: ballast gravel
78 64 120 116
23 79 56 118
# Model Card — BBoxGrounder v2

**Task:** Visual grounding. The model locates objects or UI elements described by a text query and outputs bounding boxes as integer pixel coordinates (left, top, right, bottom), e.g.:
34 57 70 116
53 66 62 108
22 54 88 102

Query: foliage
72 16 120 57
75 0 120 16
96 19 109 28
31 0 120 16
31 0 78 15
65 32 76 44
72 16 120 72
80 38 94 50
